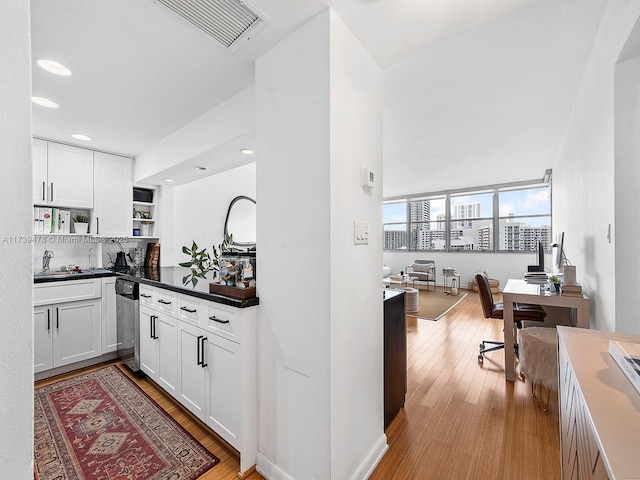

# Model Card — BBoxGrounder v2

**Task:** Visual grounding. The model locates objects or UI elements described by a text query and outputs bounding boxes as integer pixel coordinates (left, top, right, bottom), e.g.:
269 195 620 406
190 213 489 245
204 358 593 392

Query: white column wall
328 10 385 480
615 54 640 333
0 1 34 476
554 0 640 332
255 9 384 480
255 12 332 480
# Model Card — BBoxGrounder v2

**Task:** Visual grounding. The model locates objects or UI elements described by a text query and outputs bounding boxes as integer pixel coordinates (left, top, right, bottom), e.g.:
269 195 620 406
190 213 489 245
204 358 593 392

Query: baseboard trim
349 433 388 480
256 434 388 480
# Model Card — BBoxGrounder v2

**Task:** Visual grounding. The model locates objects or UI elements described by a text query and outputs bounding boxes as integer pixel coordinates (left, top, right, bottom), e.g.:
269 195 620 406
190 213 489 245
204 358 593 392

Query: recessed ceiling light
163 178 175 183
195 166 207 171
31 96 59 108
240 148 254 155
70 133 92 141
36 59 72 76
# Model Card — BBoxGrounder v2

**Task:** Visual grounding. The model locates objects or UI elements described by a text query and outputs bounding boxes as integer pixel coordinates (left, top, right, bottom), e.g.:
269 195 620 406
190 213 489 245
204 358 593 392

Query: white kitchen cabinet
34 299 102 373
139 303 178 398
34 305 54 372
205 333 242 447
178 320 208 421
33 140 94 208
101 277 118 353
93 152 132 237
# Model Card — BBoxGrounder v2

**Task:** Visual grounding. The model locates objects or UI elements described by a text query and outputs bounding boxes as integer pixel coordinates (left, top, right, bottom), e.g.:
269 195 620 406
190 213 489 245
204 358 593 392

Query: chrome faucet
42 250 54 272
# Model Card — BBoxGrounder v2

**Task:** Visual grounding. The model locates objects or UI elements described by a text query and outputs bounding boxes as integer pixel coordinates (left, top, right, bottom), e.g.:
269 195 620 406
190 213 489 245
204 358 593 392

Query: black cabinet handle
42 181 46 202
181 306 197 314
140 293 152 298
150 315 154 338
56 308 59 329
158 299 172 305
200 337 208 368
151 315 158 339
96 217 99 235
50 183 54 202
197 335 203 366
47 309 50 330
209 315 229 324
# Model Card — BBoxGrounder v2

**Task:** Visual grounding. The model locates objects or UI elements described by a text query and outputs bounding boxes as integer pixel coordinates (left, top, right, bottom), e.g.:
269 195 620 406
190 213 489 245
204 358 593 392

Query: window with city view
383 182 551 252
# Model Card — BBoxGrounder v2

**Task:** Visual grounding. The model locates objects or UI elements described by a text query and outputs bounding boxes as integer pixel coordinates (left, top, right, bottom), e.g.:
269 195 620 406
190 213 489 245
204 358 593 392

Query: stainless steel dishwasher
116 278 140 372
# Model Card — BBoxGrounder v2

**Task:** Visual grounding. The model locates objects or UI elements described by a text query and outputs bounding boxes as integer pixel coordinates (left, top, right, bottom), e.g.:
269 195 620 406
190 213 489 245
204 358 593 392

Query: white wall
615 52 640 333
329 10 385 480
255 9 384 480
0 1 34 476
169 163 256 267
382 0 608 198
554 0 640 332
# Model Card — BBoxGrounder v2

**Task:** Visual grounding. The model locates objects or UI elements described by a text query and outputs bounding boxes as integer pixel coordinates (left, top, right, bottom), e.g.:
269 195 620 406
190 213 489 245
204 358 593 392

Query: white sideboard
558 326 640 479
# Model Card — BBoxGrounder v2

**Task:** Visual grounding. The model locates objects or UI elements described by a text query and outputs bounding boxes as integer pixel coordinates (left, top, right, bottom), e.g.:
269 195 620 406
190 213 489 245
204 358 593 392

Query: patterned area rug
34 365 219 480
406 289 468 320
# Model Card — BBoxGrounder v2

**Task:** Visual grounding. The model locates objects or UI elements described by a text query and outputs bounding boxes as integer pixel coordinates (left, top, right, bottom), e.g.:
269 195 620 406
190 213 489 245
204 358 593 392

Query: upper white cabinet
94 152 133 237
33 139 94 208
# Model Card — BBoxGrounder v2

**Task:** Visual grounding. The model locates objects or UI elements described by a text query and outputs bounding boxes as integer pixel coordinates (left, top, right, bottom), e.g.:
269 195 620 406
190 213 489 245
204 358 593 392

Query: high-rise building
384 230 407 250
452 203 481 228
499 220 551 251
410 200 430 222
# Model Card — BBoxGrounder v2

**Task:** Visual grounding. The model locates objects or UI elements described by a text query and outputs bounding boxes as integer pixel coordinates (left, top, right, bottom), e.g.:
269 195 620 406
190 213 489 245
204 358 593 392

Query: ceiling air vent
155 0 267 50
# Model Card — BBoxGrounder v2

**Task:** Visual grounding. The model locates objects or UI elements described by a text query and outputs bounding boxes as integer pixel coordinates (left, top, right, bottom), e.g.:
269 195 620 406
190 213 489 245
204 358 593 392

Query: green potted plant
179 234 233 288
549 275 561 295
73 214 89 234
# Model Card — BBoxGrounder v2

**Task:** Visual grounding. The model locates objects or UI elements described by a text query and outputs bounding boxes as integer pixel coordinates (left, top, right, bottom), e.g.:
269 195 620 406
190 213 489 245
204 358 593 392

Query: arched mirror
224 195 256 249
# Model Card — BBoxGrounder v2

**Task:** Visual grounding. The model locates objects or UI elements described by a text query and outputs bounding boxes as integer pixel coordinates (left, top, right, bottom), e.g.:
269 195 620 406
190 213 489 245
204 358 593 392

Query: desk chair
475 272 547 363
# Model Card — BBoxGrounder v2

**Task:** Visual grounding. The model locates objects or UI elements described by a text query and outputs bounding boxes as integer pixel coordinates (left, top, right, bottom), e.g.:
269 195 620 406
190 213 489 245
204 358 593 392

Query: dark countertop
34 266 259 308
119 266 259 308
33 268 116 283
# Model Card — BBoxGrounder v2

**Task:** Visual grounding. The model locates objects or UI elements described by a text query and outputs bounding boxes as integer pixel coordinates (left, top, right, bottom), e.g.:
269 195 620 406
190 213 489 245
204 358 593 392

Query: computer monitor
555 232 565 269
537 240 544 272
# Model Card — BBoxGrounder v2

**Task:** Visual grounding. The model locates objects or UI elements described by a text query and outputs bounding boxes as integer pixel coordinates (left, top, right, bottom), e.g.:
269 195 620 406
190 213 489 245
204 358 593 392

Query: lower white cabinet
101 277 118 353
142 285 257 476
34 299 102 374
140 307 178 398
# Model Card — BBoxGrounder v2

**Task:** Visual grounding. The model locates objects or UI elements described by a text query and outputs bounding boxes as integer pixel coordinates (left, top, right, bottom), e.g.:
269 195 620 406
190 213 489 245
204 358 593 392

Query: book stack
34 207 71 234
609 340 640 395
561 284 583 297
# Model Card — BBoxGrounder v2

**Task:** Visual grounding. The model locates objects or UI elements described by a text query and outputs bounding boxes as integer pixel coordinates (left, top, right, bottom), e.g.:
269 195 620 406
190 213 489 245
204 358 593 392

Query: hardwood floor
371 290 560 480
35 290 559 479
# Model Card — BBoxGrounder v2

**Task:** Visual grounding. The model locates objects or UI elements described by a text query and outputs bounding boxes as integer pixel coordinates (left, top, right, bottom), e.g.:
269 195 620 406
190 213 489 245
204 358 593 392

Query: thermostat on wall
362 167 375 190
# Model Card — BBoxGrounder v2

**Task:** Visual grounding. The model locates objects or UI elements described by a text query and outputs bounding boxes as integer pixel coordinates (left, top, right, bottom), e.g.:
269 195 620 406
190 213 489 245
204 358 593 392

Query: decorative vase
73 222 88 234
553 282 561 295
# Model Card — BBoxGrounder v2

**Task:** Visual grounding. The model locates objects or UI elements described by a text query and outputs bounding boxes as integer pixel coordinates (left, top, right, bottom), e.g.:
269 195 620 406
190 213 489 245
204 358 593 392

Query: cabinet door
47 142 94 208
156 312 178 398
178 321 208 420
53 299 101 367
101 277 118 353
32 138 48 204
34 306 53 373
140 308 159 378
206 334 242 449
94 152 132 237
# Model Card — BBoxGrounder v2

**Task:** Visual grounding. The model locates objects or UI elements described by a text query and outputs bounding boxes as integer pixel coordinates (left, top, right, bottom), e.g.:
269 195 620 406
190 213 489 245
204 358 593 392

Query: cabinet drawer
156 289 177 316
178 294 206 327
206 304 242 344
34 279 101 306
139 285 156 309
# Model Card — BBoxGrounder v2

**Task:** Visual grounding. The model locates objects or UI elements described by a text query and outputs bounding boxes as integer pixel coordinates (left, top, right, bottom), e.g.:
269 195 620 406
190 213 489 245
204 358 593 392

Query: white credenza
558 326 640 479
139 283 257 477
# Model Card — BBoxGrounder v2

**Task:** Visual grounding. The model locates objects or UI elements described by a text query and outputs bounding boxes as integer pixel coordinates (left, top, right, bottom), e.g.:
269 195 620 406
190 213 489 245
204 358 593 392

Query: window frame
383 178 552 253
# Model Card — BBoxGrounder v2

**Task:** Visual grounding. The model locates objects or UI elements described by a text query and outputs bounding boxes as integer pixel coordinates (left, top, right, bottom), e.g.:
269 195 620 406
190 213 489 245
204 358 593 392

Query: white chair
406 260 436 290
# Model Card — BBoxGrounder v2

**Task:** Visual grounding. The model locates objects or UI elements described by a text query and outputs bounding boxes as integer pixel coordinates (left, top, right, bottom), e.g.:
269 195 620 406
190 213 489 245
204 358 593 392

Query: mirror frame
223 195 257 249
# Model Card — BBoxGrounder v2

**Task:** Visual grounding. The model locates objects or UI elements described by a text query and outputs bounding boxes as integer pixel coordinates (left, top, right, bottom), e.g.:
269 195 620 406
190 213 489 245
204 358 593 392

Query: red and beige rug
34 365 219 480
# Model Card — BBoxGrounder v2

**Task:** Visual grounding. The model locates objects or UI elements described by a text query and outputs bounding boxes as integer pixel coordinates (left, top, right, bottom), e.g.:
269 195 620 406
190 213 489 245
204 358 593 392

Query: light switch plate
354 221 369 245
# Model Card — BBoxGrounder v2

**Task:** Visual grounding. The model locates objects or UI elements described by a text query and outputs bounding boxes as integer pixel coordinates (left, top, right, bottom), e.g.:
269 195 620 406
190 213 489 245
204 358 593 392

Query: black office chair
475 272 547 363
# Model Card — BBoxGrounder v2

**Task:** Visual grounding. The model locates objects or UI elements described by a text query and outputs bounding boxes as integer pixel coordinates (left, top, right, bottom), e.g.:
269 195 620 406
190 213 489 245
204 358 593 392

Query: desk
502 278 590 381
